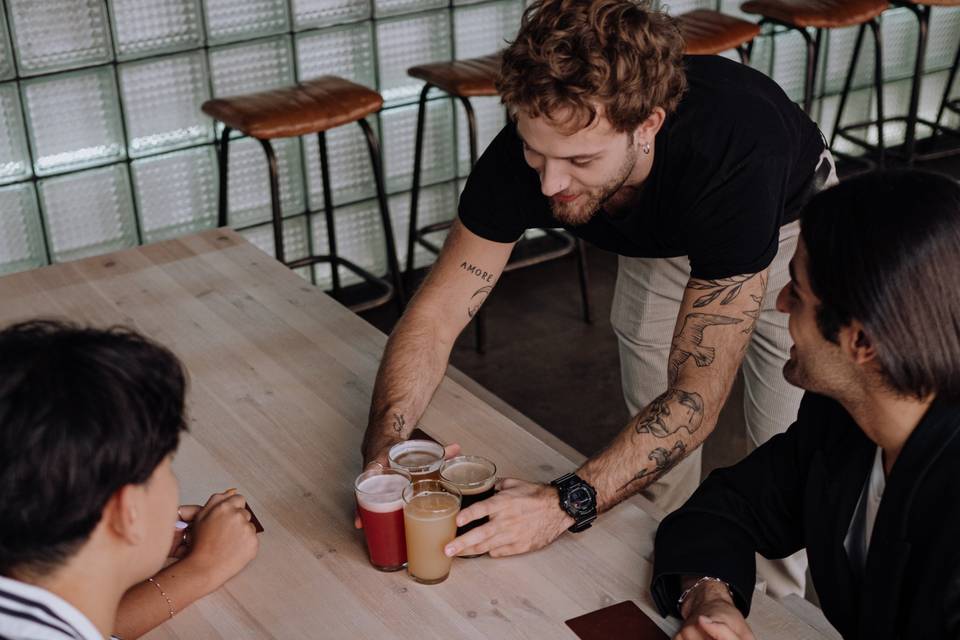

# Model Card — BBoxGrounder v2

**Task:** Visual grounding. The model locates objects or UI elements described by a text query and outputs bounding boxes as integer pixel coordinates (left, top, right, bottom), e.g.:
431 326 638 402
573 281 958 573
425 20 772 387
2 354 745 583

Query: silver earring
642 141 651 155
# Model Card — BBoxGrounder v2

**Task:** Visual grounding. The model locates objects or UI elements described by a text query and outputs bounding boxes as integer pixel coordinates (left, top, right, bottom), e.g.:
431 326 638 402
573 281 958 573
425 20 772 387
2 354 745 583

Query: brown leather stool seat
677 9 761 59
404 53 591 353
201 76 383 140
202 76 405 313
740 0 887 28
407 54 501 98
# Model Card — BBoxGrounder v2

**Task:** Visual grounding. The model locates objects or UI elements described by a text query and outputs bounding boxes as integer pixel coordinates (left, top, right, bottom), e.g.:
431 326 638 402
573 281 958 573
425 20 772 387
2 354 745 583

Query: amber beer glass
388 439 444 480
354 467 411 571
402 480 461 584
440 455 496 540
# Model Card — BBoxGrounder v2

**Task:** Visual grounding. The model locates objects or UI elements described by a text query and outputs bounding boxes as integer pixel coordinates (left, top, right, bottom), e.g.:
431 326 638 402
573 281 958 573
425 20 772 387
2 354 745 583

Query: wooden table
0 230 834 639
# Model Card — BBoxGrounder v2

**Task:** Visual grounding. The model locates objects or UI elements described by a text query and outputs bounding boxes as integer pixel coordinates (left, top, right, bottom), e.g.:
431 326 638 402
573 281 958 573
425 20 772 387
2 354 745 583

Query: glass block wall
0 0 957 282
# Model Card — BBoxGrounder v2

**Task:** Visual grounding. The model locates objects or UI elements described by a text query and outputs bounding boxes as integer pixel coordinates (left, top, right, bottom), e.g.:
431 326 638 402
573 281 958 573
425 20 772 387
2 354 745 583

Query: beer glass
440 455 497 542
388 439 444 480
402 479 461 584
355 467 411 571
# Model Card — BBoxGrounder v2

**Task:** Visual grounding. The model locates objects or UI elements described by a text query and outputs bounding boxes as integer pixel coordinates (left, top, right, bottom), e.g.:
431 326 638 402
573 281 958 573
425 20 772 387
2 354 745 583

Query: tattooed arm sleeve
578 269 771 511
361 220 514 464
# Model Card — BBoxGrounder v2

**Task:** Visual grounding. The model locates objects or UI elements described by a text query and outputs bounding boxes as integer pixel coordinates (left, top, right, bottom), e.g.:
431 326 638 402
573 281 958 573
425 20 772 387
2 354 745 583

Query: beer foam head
356 473 409 512
441 461 494 487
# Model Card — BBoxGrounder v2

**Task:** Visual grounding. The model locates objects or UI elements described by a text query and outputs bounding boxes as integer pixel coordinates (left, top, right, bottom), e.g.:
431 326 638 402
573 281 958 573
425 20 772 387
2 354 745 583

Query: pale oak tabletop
0 229 832 639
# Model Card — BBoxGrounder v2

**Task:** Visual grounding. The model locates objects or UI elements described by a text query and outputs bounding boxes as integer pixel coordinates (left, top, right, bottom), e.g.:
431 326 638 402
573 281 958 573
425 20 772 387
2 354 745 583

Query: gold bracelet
147 577 175 619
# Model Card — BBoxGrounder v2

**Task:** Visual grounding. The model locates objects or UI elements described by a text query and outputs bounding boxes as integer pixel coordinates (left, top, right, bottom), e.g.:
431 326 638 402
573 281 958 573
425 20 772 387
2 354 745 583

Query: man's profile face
776 239 848 394
515 109 638 226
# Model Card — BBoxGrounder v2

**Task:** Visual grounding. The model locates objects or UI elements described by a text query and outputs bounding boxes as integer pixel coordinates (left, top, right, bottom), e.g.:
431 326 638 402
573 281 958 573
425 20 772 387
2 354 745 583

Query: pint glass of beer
388 439 444 480
355 467 412 571
402 479 461 584
440 455 497 541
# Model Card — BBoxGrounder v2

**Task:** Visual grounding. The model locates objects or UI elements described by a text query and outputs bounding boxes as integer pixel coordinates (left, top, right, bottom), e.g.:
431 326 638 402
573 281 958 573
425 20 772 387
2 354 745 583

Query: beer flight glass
440 455 496 557
402 479 461 584
388 439 444 480
354 467 411 571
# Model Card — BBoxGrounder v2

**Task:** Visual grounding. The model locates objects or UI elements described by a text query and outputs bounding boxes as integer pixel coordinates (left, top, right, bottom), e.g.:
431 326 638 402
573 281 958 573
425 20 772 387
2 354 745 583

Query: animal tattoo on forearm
393 413 406 437
635 389 705 438
617 441 688 492
668 313 743 384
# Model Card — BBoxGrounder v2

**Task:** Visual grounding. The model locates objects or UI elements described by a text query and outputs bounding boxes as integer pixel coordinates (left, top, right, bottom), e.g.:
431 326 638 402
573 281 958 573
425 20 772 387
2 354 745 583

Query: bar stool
888 1 960 164
202 76 406 313
406 53 592 354
740 0 890 167
675 9 762 63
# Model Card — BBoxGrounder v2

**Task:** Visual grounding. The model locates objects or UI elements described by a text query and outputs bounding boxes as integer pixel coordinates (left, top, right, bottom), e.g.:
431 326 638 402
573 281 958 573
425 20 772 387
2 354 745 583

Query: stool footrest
837 116 960 163
285 254 394 312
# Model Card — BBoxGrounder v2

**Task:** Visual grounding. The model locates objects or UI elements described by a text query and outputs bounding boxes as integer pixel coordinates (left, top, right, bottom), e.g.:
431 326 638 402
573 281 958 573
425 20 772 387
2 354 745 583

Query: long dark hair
801 169 960 400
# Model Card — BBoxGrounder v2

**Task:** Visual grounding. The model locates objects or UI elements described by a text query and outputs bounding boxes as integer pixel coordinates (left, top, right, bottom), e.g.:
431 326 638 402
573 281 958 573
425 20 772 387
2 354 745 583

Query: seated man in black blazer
650 169 960 640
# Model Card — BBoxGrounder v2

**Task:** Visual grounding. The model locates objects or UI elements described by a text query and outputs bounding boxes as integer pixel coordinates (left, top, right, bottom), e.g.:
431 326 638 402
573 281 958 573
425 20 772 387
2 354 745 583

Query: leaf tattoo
392 413 406 436
687 275 755 308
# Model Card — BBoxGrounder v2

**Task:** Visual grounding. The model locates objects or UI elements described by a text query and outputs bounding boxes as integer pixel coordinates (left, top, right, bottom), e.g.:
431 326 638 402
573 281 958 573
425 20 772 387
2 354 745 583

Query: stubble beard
550 138 638 226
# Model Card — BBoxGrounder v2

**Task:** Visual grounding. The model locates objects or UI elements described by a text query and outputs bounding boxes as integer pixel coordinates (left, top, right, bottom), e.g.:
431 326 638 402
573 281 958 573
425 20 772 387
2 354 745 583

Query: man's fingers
442 443 461 460
487 542 528 558
496 477 522 491
698 617 738 640
445 520 498 557
455 495 499 527
354 511 363 529
177 504 202 521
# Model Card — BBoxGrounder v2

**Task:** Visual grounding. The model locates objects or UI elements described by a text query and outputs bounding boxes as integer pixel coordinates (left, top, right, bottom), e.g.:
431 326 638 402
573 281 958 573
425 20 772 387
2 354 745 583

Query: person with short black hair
0 321 258 640
651 170 960 640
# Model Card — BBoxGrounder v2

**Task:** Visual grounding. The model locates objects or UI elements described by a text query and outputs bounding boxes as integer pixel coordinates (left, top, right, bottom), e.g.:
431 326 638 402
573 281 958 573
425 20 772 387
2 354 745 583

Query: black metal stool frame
755 17 886 171
405 83 592 354
827 3 960 166
215 120 407 314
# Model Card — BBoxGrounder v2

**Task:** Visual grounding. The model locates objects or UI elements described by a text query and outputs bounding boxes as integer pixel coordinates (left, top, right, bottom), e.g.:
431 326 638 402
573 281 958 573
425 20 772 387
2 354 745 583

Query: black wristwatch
551 472 597 533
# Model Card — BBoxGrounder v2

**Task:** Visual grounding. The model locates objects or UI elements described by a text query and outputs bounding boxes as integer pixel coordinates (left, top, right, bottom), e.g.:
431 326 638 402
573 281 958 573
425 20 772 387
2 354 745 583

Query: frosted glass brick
226 136 306 227
119 51 213 157
7 0 113 76
39 164 137 263
302 117 378 210
132 146 218 243
455 96 505 176
382 99 456 193
817 89 873 155
205 0 289 45
0 183 45 275
210 36 295 98
241 213 310 263
109 0 204 60
388 182 456 269
0 83 31 185
769 29 809 104
375 0 445 20
23 67 126 176
926 7 960 73
0 7 14 81
295 23 376 87
822 26 877 95
376 11 452 105
310 197 393 288
881 7 919 83
879 78 916 146
293 0 371 30
454 0 523 59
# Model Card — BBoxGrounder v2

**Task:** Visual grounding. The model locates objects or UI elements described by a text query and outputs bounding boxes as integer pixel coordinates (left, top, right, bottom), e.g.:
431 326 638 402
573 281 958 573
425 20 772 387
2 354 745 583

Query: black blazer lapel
858 399 960 638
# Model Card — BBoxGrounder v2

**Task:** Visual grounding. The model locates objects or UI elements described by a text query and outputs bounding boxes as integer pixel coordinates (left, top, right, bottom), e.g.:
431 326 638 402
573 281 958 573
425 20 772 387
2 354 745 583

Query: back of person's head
497 0 687 133
0 320 187 577
800 169 960 400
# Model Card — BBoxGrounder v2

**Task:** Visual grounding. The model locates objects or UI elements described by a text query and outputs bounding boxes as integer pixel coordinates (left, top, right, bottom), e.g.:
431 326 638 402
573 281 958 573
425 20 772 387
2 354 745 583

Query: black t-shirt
458 55 825 280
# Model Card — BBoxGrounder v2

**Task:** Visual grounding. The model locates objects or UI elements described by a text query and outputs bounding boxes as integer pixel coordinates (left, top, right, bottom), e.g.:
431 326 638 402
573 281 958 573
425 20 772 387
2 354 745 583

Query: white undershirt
843 446 887 571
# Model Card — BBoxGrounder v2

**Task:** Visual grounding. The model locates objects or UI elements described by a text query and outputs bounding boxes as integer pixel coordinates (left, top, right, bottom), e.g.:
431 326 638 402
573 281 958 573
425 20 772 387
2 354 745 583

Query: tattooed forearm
634 389 705 438
740 273 767 337
460 261 495 283
669 313 743 385
687 275 756 308
467 286 491 318
617 441 687 492
392 413 406 436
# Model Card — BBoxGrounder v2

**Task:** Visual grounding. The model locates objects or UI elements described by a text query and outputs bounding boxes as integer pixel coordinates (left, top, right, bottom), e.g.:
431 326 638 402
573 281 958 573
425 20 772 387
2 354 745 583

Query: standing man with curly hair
359 0 835 597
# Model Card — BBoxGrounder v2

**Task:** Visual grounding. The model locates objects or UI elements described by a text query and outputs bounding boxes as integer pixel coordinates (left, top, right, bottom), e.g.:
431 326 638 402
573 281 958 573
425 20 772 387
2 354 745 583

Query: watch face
568 486 593 510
